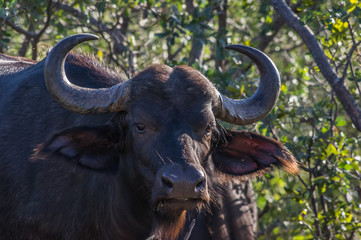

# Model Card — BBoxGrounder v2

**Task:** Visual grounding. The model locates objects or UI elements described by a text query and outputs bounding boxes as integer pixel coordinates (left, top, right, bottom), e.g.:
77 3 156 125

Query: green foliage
1 0 361 238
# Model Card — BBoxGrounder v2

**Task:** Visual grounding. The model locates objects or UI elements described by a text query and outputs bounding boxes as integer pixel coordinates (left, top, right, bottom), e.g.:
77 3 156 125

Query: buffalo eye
205 125 212 137
135 123 146 133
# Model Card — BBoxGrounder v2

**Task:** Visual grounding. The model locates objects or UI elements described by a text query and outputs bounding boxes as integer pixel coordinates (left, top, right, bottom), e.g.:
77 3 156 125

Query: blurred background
1 0 360 238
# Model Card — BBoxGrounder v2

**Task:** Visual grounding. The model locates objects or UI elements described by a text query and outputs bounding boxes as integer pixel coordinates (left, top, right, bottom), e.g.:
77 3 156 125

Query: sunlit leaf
347 4 356 13
335 116 347 126
240 84 245 95
293 235 306 240
97 50 103 61
326 143 338 157
321 184 326 193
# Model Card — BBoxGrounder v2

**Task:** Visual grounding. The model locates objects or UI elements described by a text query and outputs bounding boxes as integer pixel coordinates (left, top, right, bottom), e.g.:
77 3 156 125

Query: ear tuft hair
212 130 299 179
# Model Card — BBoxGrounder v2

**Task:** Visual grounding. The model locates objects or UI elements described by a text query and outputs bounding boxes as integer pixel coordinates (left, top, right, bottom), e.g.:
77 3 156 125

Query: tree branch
1 17 37 38
55 2 108 32
31 0 53 60
186 0 206 65
340 40 361 82
37 0 53 37
215 0 227 70
251 1 302 52
168 43 186 61
55 2 129 57
230 1 301 81
1 0 54 59
18 23 34 56
349 61 361 99
2 0 53 38
270 0 361 131
185 0 195 16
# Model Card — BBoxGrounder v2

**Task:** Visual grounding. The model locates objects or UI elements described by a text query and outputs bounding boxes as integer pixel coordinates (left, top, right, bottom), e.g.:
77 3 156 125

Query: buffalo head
35 34 299 240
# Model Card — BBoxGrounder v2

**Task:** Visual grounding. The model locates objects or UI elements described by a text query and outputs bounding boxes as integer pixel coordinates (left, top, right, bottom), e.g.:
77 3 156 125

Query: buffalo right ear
212 130 299 179
32 126 120 171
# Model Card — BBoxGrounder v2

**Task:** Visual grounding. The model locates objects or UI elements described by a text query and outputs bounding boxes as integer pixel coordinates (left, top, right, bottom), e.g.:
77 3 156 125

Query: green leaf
332 176 340 182
293 235 306 240
324 49 333 59
257 195 267 209
326 143 338 157
335 116 347 126
321 184 326 193
338 162 354 171
347 4 357 12
272 227 280 235
345 213 353 223
240 84 245 95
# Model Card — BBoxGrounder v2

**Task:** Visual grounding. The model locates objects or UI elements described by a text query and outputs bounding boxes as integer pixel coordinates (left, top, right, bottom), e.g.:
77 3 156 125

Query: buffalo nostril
161 176 173 189
195 176 205 192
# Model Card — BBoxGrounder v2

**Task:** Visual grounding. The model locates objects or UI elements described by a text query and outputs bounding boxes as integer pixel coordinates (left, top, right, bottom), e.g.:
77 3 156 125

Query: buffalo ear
212 130 299 178
33 126 120 171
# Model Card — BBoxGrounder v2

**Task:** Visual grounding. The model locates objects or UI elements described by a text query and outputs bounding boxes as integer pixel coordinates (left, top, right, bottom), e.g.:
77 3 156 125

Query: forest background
1 0 361 239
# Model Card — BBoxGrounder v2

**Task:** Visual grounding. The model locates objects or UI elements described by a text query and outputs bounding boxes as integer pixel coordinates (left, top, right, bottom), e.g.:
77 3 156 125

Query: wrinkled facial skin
129 96 215 181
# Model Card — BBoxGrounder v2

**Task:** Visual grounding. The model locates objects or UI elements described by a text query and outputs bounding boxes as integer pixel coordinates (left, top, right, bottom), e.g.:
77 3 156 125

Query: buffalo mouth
155 198 206 213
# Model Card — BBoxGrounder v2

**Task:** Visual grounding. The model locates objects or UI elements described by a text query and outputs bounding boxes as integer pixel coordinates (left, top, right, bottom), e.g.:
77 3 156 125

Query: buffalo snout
153 165 209 211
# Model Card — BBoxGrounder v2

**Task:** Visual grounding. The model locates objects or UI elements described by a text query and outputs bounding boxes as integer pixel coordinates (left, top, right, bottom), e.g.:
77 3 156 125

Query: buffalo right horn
214 45 281 125
44 34 131 114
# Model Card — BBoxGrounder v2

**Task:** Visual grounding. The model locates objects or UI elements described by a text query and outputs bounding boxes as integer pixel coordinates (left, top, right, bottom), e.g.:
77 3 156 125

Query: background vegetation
1 0 360 239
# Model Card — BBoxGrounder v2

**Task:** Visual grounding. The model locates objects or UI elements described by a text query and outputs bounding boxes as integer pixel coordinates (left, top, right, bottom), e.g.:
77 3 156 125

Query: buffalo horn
44 34 131 114
214 45 280 125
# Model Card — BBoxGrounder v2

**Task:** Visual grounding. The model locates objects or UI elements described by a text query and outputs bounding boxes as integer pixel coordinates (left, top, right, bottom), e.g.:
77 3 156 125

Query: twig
37 0 53 38
97 30 130 78
145 219 196 240
348 57 361 99
265 116 279 141
54 2 109 33
297 175 309 190
31 0 53 60
347 229 356 240
18 23 34 56
340 39 361 82
1 17 37 38
168 43 186 61
301 221 318 239
258 204 270 219
183 219 196 240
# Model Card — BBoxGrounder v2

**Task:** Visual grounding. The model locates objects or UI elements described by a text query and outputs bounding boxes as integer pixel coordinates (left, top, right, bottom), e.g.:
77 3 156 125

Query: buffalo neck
113 153 154 238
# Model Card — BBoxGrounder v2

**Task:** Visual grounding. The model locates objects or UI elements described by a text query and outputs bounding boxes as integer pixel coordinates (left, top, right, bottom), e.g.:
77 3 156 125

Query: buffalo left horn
214 45 280 125
44 34 131 114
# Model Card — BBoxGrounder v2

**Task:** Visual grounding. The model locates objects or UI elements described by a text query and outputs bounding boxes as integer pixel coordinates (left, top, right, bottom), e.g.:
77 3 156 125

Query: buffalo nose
159 166 206 199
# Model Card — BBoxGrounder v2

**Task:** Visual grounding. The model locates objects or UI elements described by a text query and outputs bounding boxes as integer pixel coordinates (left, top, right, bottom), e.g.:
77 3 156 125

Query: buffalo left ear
212 130 299 177
32 126 120 171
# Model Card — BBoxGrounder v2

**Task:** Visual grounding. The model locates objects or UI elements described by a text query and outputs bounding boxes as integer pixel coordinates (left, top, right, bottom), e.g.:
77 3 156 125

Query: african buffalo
0 34 298 240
